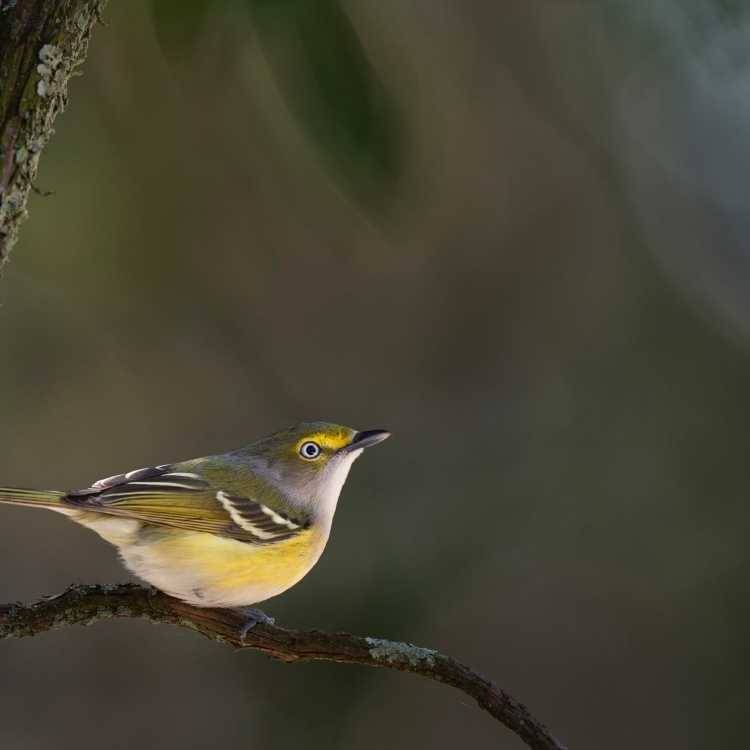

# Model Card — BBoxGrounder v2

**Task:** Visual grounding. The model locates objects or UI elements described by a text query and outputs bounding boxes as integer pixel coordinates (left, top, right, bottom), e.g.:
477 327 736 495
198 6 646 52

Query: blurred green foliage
249 0 403 204
150 0 219 55
151 0 403 206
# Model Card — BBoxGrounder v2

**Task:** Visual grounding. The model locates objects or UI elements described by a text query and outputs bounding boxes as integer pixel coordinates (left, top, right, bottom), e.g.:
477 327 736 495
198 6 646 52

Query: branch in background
0 583 566 750
0 0 108 272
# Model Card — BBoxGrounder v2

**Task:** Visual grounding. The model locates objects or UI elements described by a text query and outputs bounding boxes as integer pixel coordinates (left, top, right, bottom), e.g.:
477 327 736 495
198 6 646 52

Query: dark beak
344 429 391 452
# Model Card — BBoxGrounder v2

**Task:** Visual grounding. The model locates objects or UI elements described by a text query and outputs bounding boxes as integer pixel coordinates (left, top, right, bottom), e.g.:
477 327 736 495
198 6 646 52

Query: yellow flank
166 529 317 585
125 525 325 606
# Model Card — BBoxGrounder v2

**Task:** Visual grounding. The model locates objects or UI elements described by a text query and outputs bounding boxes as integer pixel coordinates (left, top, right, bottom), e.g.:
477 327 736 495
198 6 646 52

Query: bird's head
244 421 390 514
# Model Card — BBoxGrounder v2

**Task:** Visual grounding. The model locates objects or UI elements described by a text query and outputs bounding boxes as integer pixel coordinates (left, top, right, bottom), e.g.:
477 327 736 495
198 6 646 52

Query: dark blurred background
2 1 749 748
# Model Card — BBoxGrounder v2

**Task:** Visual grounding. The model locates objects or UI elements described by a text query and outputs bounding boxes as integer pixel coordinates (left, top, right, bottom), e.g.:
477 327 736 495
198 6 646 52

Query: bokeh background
1 1 749 748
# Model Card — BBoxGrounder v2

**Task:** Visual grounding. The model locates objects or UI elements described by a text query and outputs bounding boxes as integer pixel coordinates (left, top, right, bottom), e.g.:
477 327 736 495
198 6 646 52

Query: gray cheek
252 456 285 485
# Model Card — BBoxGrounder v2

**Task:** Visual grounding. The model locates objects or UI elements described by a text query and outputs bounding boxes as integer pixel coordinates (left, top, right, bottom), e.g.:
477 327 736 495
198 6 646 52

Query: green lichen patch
36 44 66 98
365 637 437 668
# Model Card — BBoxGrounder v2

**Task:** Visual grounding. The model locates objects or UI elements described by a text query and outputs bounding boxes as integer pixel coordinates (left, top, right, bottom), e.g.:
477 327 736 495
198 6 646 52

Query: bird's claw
235 607 275 641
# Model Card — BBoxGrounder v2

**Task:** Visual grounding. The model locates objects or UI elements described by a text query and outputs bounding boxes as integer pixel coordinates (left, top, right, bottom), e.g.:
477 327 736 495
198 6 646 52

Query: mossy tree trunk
0 0 107 273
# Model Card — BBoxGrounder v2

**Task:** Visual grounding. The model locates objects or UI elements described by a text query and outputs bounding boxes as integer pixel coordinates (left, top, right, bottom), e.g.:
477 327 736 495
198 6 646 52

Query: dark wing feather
63 466 308 544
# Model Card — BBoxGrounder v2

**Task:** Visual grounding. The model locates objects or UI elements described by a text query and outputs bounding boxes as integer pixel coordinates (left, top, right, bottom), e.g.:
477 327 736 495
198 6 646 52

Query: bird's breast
118 524 329 608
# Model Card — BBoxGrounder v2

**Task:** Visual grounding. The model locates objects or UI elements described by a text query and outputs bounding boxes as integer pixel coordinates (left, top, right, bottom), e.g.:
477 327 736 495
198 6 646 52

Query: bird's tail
0 487 67 512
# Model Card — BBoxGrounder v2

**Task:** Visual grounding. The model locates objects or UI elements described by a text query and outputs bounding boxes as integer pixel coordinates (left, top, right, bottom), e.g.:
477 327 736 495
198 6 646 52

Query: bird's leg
234 607 275 641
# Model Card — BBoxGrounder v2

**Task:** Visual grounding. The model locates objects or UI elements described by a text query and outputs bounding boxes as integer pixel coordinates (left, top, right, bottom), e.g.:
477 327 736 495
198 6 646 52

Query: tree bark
0 583 567 750
0 0 107 272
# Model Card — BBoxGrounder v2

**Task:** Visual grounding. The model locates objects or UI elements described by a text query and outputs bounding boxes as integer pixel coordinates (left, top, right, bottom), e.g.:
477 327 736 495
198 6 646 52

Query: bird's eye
299 441 321 460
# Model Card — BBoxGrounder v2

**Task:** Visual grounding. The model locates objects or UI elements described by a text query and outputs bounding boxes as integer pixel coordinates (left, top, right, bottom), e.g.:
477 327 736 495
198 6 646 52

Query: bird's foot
234 607 275 642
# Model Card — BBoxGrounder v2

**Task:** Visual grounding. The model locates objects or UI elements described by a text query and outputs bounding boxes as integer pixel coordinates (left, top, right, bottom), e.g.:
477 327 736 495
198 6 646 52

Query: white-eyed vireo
0 422 390 624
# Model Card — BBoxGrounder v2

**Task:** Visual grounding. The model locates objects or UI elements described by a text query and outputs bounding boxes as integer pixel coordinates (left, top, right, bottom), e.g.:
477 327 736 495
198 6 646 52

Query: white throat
315 448 363 524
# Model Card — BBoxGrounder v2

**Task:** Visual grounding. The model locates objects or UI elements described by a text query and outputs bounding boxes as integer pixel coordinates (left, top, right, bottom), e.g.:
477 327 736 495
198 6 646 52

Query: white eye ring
299 441 321 460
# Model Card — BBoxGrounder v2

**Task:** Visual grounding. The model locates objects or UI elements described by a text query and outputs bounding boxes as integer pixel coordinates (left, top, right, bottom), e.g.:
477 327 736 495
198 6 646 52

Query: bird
0 422 390 629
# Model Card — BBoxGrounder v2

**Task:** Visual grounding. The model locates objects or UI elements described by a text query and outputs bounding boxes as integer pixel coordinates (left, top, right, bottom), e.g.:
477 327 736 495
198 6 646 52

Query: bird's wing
64 465 308 544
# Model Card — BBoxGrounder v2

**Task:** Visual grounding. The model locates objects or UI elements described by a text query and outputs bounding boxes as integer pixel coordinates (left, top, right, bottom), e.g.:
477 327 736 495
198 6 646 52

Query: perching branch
0 0 108 272
0 583 565 750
